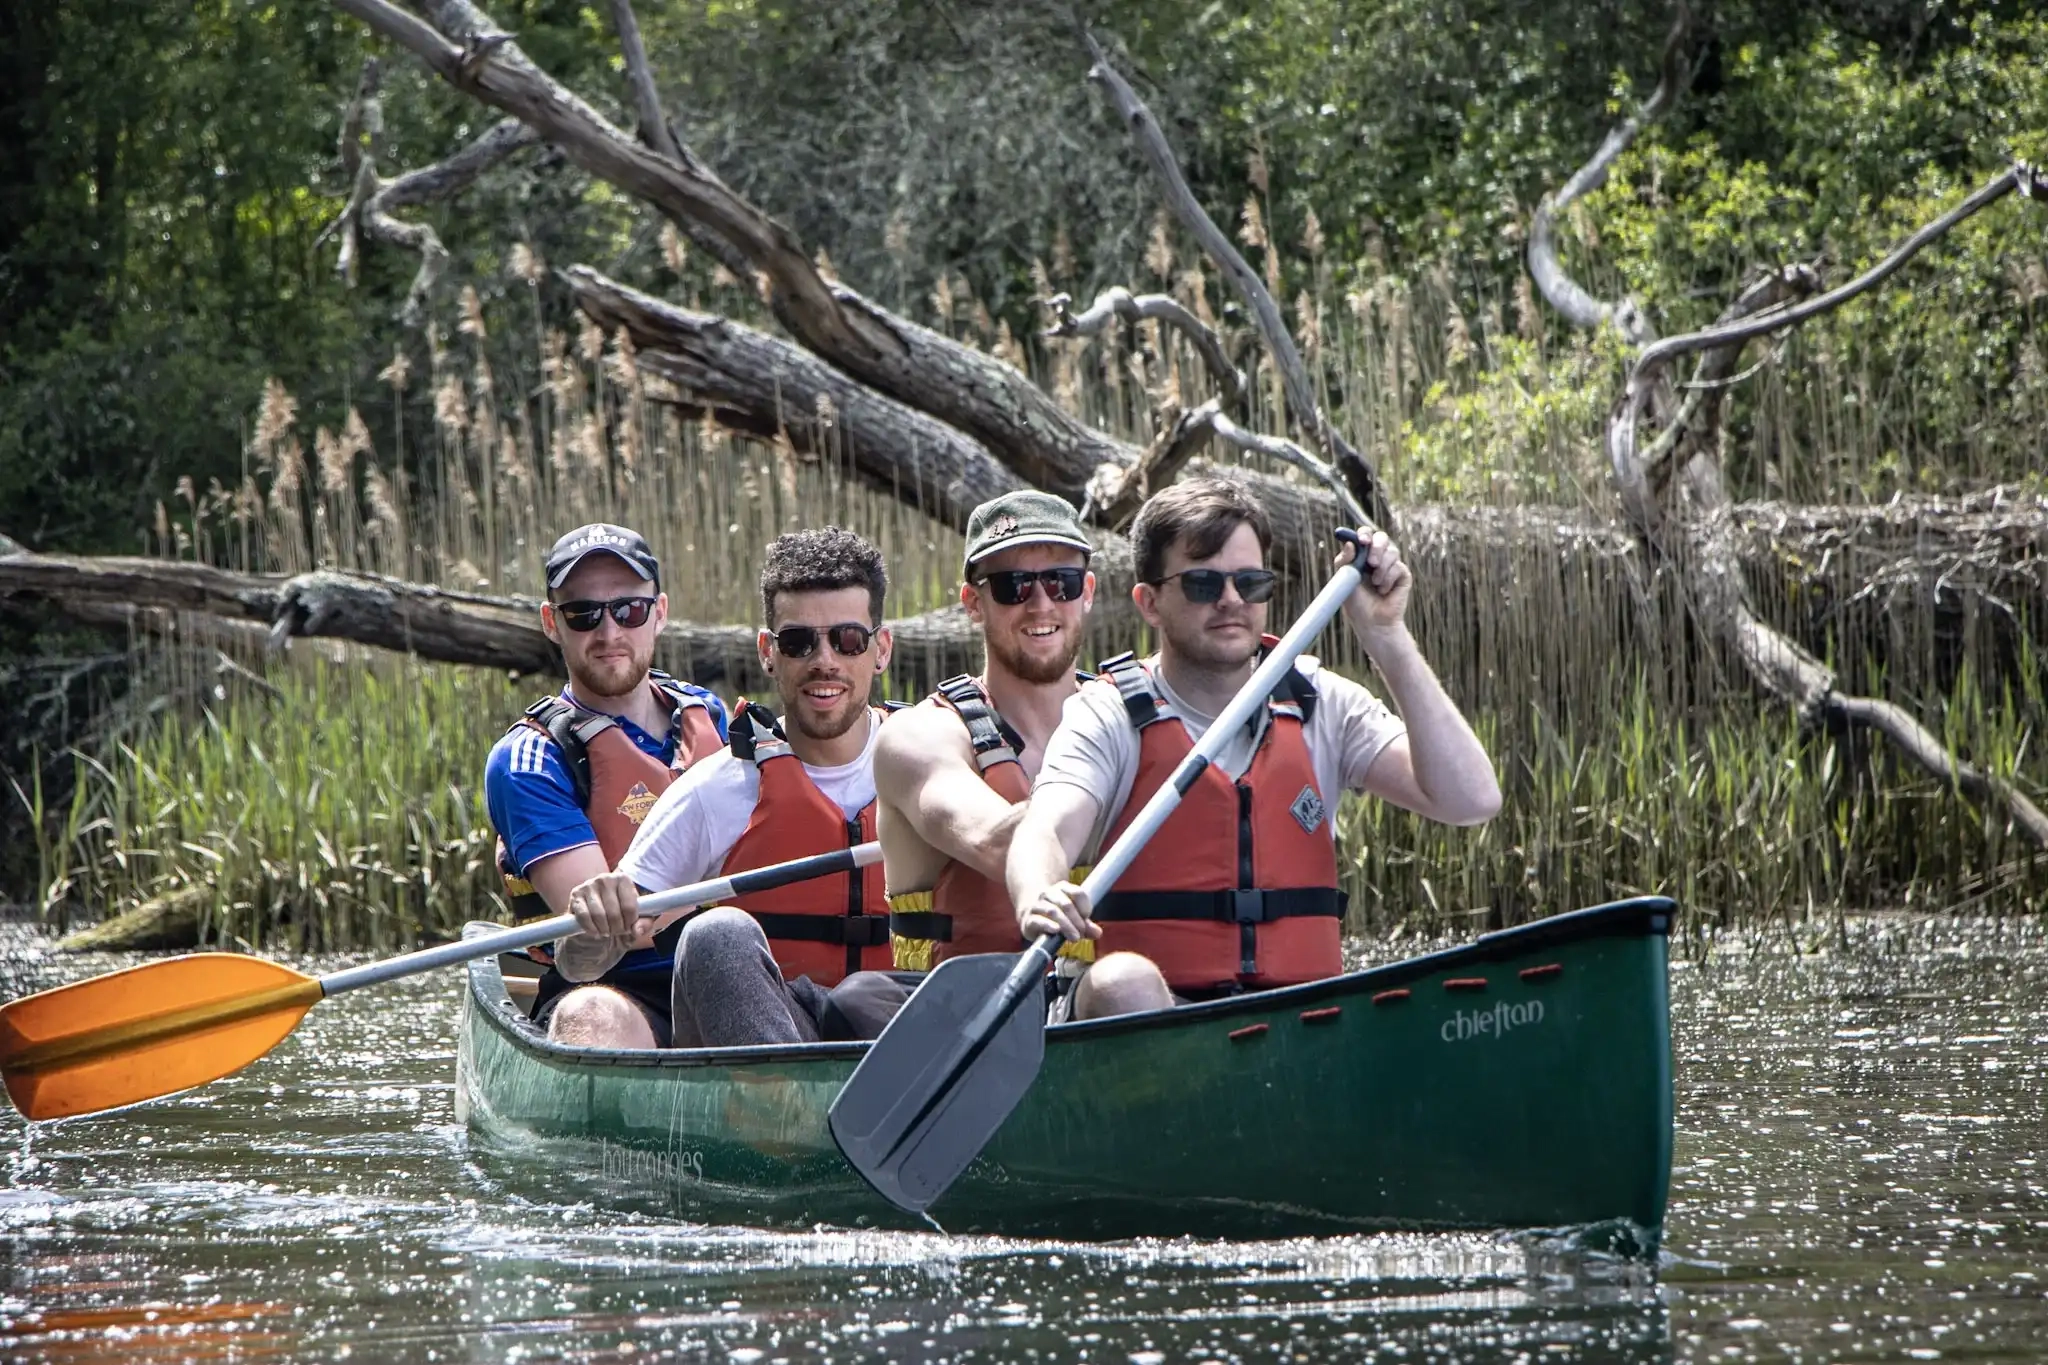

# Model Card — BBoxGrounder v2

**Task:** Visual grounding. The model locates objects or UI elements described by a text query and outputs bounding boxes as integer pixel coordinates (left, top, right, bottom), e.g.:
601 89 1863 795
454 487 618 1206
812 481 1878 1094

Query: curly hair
759 526 889 626
1129 476 1273 584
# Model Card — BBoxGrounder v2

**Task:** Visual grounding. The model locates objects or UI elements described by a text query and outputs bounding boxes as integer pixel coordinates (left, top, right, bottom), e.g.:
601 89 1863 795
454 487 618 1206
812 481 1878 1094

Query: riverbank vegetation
6 0 2046 944
24 256 2046 948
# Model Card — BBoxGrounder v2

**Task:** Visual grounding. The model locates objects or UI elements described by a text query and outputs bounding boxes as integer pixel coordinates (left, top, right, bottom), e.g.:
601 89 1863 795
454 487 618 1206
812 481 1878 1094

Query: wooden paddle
0 841 882 1121
829 532 1371 1216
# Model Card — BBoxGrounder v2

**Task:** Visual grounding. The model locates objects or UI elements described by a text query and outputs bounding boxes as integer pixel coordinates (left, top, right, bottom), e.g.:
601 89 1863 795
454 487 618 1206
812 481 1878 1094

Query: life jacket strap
1101 652 1320 735
935 674 1025 772
747 910 893 947
1100 651 1164 728
1091 886 1347 924
727 700 793 765
512 672 713 807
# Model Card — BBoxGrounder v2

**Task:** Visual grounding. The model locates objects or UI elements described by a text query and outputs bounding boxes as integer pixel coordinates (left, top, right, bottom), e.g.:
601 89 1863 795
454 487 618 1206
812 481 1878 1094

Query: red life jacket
720 701 893 986
888 675 1034 970
1091 650 1346 993
495 673 724 934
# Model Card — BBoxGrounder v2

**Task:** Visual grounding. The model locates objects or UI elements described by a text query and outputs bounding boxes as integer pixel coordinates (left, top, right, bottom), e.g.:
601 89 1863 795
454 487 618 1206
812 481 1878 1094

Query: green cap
962 490 1093 571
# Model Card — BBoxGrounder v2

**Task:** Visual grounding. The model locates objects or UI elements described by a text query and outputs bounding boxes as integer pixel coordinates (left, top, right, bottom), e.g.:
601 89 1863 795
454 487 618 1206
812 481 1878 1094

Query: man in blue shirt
484 523 729 1047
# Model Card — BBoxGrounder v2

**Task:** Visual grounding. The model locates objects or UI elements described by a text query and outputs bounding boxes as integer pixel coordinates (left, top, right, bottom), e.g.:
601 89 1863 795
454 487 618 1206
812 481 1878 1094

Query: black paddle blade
828 951 1047 1215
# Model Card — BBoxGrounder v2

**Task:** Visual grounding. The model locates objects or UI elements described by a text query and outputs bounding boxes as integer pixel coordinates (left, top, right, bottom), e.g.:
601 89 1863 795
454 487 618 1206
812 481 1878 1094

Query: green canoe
456 897 1675 1245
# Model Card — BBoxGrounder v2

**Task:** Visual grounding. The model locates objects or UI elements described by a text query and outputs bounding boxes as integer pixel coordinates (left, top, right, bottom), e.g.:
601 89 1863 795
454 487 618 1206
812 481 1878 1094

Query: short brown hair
759 526 888 626
1130 477 1273 584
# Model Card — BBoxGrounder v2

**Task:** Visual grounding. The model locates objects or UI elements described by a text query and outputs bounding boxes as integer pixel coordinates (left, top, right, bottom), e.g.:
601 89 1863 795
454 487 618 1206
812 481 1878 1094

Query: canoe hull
459 898 1673 1244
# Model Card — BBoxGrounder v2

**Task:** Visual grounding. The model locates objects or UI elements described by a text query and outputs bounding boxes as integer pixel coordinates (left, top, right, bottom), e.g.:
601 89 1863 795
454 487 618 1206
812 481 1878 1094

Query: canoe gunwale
464 895 1674 1072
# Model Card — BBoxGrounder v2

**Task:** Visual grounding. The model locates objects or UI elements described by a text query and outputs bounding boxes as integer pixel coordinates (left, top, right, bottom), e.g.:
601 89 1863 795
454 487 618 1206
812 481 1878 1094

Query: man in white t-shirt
1006 477 1502 1019
557 527 900 1047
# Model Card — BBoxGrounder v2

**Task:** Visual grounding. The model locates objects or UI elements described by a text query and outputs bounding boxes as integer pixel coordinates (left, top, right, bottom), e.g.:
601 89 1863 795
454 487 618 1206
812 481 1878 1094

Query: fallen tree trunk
6 491 2041 689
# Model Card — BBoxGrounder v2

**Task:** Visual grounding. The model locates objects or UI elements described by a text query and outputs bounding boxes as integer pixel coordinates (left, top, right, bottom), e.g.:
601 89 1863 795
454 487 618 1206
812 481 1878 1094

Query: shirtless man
872 491 1098 978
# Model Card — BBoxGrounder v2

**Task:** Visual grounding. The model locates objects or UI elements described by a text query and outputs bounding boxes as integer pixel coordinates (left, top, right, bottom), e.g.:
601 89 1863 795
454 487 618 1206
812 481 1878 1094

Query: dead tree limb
1532 11 2048 853
324 0 1374 572
0 546 991 693
600 0 756 282
1044 288 1246 409
1629 163 2043 380
1076 22 1391 530
563 266 1023 530
326 56 539 323
1526 5 1691 343
560 266 1342 565
606 0 681 167
331 0 1142 499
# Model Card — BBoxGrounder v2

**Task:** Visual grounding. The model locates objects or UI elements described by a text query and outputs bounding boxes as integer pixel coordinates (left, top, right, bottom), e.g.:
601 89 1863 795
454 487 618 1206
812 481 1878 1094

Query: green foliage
9 1 2048 551
49 658 514 951
1340 669 2048 938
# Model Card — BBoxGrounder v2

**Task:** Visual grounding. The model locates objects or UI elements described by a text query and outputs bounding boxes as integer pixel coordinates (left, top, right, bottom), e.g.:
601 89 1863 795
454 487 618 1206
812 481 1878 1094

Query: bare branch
600 0 757 282
375 117 538 211
607 0 682 165
1084 397 1223 529
1076 21 1390 530
340 0 896 357
1045 288 1245 408
1631 165 2036 382
324 53 538 323
1205 411 1372 529
1834 695 2048 846
1527 4 1691 340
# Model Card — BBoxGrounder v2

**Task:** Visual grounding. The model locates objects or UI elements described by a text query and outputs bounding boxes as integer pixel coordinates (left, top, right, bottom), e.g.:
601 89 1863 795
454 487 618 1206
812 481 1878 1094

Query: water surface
2 916 2044 1362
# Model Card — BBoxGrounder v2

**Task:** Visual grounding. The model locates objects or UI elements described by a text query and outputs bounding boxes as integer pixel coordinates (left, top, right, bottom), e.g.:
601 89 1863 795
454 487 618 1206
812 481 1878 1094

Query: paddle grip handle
317 841 882 996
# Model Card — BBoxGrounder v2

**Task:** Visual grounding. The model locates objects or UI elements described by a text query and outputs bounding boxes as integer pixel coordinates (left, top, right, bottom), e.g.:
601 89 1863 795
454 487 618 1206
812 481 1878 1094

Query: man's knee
677 906 769 965
1073 951 1173 1020
546 986 657 1048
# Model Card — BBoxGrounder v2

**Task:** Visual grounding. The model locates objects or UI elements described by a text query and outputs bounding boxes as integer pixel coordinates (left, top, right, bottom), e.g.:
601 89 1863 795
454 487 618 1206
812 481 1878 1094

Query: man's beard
985 620 1081 686
777 667 875 741
566 643 652 700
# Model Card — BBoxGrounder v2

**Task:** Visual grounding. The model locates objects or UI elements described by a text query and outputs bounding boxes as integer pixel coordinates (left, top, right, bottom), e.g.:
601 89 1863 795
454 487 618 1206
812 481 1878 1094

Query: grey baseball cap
543 523 661 593
962 490 1092 571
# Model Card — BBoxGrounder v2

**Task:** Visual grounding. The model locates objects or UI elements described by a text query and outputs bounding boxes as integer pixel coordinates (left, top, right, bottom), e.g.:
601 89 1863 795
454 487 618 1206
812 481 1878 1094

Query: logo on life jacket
616 781 659 824
1289 785 1327 835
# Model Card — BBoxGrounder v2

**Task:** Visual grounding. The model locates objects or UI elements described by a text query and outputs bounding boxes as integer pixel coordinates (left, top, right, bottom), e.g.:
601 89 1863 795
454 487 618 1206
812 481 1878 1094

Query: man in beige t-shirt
1006 477 1502 1019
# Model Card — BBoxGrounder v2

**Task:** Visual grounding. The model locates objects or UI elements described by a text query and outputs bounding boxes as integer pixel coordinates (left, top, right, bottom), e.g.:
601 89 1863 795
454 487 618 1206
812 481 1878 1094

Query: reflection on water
2 915 2044 1362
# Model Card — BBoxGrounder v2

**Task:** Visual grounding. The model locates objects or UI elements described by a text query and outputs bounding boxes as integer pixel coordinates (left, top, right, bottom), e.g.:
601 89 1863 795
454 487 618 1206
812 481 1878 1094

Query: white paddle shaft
318 841 883 995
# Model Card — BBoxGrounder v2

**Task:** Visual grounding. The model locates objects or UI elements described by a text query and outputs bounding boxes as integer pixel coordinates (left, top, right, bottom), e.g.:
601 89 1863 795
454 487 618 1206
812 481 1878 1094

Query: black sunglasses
555 596 658 631
772 622 876 659
1151 568 1279 605
973 566 1087 606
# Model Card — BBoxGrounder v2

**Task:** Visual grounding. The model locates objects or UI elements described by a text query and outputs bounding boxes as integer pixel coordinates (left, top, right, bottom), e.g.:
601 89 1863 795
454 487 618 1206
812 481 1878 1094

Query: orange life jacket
720 701 893 986
888 675 1033 970
496 672 724 929
1091 650 1346 993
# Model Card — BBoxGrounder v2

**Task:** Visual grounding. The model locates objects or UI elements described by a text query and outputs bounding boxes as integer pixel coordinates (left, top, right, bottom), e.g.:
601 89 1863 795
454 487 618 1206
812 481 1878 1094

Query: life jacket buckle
1231 890 1269 924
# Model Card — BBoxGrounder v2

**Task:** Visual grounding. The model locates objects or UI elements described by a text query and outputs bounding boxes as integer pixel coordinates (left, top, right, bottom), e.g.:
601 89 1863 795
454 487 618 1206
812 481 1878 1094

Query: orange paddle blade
0 953 325 1120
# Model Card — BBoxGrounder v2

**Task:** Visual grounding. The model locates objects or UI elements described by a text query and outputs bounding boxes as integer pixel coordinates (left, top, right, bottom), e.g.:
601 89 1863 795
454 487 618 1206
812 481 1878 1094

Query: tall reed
39 229 2048 946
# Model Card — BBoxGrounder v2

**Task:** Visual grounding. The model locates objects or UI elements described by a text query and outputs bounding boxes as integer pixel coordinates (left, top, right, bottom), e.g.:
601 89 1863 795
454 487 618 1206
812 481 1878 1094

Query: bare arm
523 844 637 981
1339 535 1502 826
874 706 1028 881
1004 783 1104 940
